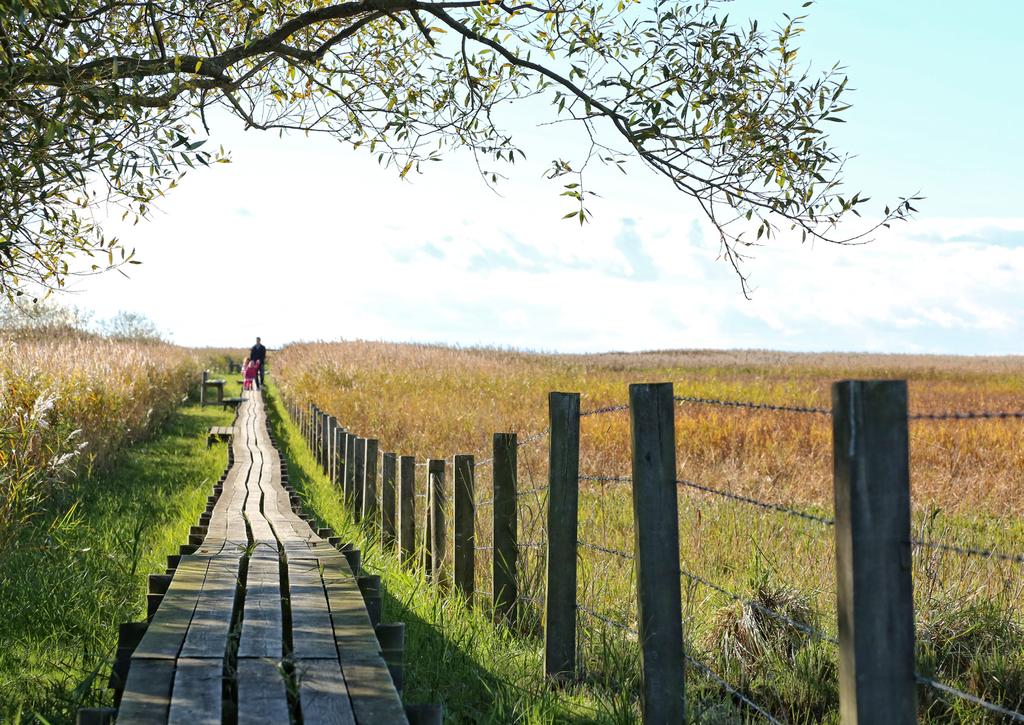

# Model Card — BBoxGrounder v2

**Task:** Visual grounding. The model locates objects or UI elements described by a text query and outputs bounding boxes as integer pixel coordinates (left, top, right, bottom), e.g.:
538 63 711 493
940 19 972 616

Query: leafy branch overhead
0 0 917 299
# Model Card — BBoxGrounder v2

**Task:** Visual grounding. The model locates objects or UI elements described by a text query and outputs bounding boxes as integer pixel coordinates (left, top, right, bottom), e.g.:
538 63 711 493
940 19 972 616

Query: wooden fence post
428 459 446 584
399 456 416 565
333 427 345 487
453 454 475 601
544 392 580 682
344 433 356 512
353 437 366 521
382 453 397 548
629 383 685 723
832 380 916 725
309 405 317 456
363 439 379 524
327 416 337 479
321 413 331 475
493 433 518 623
315 408 324 469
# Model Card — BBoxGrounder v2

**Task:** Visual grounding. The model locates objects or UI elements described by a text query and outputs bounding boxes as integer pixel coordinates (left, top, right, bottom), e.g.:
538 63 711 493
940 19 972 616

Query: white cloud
61 113 1023 355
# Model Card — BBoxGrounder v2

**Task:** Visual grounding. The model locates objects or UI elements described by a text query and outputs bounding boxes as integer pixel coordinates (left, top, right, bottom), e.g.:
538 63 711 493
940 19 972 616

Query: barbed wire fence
282 383 1023 723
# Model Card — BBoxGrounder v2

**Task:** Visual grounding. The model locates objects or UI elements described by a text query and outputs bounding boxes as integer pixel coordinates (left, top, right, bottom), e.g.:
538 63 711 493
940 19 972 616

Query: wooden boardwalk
105 391 408 724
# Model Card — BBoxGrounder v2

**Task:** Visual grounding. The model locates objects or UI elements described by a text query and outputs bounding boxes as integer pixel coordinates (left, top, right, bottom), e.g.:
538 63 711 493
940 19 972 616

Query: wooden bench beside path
80 391 435 725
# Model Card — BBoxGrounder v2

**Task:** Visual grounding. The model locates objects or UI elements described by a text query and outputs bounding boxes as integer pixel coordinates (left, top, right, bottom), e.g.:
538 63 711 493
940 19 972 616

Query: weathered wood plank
341 653 410 724
179 557 240 659
321 570 380 656
116 659 176 724
296 659 357 725
288 557 338 660
238 549 283 659
134 557 211 659
236 658 291 725
167 658 222 725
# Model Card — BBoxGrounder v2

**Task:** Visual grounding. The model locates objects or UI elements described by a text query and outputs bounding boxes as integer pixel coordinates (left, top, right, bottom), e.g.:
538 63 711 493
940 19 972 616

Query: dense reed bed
0 332 202 549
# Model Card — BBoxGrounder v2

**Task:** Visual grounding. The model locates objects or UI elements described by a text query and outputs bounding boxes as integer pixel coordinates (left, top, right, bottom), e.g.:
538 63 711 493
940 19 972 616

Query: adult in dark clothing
250 337 267 387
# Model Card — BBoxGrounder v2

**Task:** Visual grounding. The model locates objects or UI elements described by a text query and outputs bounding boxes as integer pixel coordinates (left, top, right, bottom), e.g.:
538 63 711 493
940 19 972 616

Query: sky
64 1 1024 354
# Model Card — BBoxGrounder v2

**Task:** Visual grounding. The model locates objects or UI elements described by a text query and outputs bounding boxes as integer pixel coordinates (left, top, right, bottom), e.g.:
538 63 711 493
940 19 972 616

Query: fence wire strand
580 403 631 417
579 474 632 484
916 674 1024 721
911 538 1024 565
674 394 831 416
677 478 835 527
578 539 634 561
686 654 785 724
577 603 636 633
910 410 1024 421
681 568 838 645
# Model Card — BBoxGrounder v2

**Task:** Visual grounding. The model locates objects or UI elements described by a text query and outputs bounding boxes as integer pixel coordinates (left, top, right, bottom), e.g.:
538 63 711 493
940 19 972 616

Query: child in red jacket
243 358 260 390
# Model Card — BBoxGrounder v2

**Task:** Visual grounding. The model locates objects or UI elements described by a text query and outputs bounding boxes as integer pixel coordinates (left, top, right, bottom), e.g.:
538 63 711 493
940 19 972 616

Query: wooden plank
288 557 338 660
179 557 241 659
321 570 380 656
236 658 291 725
167 658 222 725
116 659 175 724
296 659 357 725
238 550 283 659
341 653 410 724
134 558 211 659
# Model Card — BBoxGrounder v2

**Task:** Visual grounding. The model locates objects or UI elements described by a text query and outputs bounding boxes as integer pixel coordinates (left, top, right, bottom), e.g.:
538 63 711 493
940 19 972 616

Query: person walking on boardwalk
249 337 266 388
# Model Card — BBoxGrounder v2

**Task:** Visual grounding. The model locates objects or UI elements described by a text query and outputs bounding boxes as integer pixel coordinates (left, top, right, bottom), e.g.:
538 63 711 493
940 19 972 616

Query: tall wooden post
327 416 337 479
315 408 324 469
630 383 685 723
832 380 915 725
544 392 580 682
453 454 475 601
353 437 366 522
321 413 331 475
333 427 345 487
398 456 416 565
344 433 356 512
493 433 518 623
363 439 379 524
428 459 446 584
382 453 397 548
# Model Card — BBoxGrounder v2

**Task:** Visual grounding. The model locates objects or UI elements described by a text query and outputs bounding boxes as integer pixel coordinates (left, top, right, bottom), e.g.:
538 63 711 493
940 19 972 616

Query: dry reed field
276 341 1024 722
0 331 201 548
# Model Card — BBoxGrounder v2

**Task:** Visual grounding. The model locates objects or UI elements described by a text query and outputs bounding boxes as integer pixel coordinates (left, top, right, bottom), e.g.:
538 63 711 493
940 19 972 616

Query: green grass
0 390 235 724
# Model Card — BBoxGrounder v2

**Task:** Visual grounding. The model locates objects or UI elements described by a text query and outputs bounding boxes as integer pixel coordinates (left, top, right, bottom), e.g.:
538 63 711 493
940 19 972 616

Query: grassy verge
0 389 236 724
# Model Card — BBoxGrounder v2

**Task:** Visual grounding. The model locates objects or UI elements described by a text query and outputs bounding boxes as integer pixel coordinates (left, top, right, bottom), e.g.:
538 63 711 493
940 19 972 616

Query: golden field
275 341 1024 723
